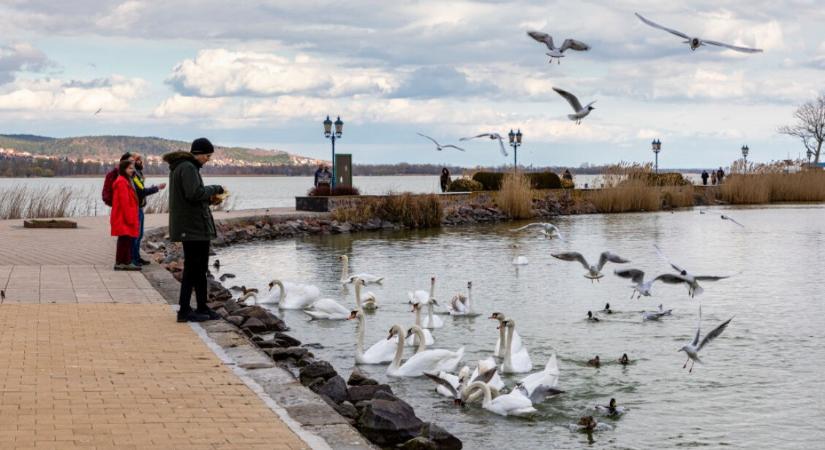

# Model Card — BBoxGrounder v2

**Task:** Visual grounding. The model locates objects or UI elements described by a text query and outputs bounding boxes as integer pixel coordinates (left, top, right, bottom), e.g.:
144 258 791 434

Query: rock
265 347 308 361
215 307 228 318
314 375 348 404
222 299 241 313
333 401 359 421
356 398 424 446
348 384 393 403
241 317 265 332
299 361 337 385
348 368 379 386
226 315 244 327
372 389 401 403
332 222 352 233
235 306 287 332
272 332 301 347
400 437 438 450
419 423 462 450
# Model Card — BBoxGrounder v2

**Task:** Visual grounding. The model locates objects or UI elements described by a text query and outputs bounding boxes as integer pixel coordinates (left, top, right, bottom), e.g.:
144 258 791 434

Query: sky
1 0 824 168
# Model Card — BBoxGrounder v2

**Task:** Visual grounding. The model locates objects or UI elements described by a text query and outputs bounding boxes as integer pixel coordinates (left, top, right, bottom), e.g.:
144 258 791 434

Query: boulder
372 389 401 403
314 375 348 404
272 332 301 347
400 437 438 450
265 347 308 361
226 315 244 327
332 401 359 421
348 384 393 403
222 299 241 313
356 398 424 446
299 361 337 385
419 423 462 450
347 368 379 386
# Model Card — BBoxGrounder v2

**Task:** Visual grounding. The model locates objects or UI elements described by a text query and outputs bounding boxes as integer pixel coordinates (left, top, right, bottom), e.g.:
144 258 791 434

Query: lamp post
807 149 813 164
323 115 344 187
508 129 522 173
741 144 749 173
651 139 662 173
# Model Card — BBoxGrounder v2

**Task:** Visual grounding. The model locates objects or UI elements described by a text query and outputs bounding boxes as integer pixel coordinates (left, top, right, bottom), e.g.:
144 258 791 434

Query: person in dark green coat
163 138 225 323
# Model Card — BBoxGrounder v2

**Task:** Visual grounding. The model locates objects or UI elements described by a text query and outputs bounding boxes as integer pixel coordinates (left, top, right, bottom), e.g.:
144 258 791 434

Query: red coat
110 176 139 237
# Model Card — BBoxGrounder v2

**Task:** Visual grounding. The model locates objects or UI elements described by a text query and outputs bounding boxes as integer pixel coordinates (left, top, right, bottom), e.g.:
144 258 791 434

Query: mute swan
348 310 403 364
551 251 629 282
405 303 435 347
512 256 529 265
263 280 320 309
468 357 505 392
516 354 563 402
408 277 443 329
489 312 523 357
502 320 533 373
362 292 378 311
304 298 350 320
238 292 257 306
449 281 479 317
339 255 384 285
425 364 500 404
386 325 463 377
464 381 537 417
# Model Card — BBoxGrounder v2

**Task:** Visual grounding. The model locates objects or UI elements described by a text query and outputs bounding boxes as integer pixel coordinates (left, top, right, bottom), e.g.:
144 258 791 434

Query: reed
496 173 533 219
588 180 662 213
144 189 169 214
0 186 79 220
721 171 825 204
332 192 443 228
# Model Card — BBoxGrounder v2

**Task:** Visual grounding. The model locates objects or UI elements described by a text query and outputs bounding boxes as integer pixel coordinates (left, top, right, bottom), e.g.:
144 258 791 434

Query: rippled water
217 205 825 449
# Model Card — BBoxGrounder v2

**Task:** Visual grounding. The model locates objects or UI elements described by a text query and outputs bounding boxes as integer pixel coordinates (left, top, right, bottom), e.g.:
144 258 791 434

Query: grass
0 186 80 220
496 173 533 219
332 192 443 228
720 171 825 203
588 180 662 213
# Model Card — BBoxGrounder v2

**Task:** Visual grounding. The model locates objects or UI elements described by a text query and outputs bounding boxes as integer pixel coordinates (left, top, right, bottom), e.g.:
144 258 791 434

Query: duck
595 398 626 417
602 303 612 314
490 312 523 357
502 320 533 374
348 310 407 364
586 311 600 322
262 279 321 309
448 281 479 317
339 255 384 285
587 355 601 368
303 297 350 320
386 325 464 377
515 353 564 402
463 381 537 417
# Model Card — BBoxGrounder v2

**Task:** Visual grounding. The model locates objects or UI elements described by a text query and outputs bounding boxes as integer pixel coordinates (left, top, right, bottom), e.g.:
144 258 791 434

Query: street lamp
651 139 662 173
323 115 344 187
508 129 522 173
741 144 749 172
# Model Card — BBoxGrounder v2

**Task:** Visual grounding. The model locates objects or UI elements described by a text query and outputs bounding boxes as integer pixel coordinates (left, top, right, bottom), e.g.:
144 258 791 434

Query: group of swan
386 325 464 377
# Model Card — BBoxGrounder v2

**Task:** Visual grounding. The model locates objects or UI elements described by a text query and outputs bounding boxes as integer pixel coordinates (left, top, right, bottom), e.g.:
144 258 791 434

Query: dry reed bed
332 193 442 228
496 173 533 219
720 171 825 204
0 186 84 220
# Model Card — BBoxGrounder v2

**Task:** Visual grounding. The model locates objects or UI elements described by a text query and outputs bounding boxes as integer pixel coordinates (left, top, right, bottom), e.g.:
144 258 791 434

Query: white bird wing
691 306 703 347
698 317 733 351
560 38 590 52
441 144 466 152
552 87 583 112
653 273 690 285
654 244 687 274
527 31 554 50
598 251 630 271
459 133 492 141
416 132 441 147
552 252 590 271
424 372 459 399
495 136 508 157
635 12 690 40
702 39 763 53
511 222 549 232
694 275 730 282
614 268 645 284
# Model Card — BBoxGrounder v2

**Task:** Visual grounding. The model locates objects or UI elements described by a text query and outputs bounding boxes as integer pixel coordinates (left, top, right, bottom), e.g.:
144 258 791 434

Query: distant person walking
313 164 324 187
131 153 166 266
110 159 140 271
717 167 725 184
701 170 709 185
440 168 451 192
164 138 225 323
711 170 717 185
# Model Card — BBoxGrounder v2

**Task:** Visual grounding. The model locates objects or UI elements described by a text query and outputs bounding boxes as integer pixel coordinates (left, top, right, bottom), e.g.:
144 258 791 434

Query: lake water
0 173 703 216
216 204 824 449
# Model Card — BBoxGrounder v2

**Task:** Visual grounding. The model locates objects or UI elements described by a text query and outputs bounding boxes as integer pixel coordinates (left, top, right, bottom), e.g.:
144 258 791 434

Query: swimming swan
348 310 404 364
339 255 384 285
386 325 463 377
304 298 350 320
406 302 435 347
502 320 533 373
449 281 479 317
464 381 537 417
263 280 320 309
490 312 523 357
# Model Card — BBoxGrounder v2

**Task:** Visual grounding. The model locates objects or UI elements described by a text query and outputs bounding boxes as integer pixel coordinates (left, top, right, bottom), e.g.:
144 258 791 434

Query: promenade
0 210 316 449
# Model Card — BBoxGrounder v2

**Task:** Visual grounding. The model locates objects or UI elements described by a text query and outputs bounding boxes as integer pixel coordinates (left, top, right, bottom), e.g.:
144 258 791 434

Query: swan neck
497 320 506 355
341 257 349 280
355 314 365 355
390 325 405 369
275 281 285 304
413 327 427 353
354 283 362 310
466 286 472 312
505 323 516 367
427 301 434 324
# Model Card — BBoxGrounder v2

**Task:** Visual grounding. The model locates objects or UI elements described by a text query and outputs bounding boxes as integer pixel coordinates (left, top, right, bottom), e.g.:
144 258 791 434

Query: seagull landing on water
459 133 508 156
552 251 629 283
511 222 564 240
679 306 733 373
613 268 673 299
416 133 466 152
635 12 763 54
552 88 595 125
526 31 590 64
654 245 734 297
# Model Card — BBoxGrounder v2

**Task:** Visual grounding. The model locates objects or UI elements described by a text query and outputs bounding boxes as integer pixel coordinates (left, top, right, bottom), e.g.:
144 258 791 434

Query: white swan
516 354 562 402
348 310 403 364
430 366 470 399
448 281 479 317
469 357 506 392
502 320 533 373
238 292 257 306
263 280 321 309
362 292 378 311
464 381 537 417
304 298 350 320
426 363 501 404
408 277 443 329
490 312 523 357
387 325 464 377
339 255 384 284
405 302 435 347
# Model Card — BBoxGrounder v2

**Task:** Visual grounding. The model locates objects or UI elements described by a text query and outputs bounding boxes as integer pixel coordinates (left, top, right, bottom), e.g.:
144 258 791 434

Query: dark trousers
179 240 210 314
116 236 132 265
131 208 145 264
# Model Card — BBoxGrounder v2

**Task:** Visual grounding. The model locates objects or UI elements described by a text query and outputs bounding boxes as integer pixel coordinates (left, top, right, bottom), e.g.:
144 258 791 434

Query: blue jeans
131 208 145 264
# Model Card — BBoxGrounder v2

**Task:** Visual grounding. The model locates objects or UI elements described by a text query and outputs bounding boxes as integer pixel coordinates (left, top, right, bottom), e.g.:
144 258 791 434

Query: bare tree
779 94 825 164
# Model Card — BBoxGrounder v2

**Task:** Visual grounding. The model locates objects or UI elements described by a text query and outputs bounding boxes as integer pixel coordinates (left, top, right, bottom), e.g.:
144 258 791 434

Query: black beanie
191 137 214 155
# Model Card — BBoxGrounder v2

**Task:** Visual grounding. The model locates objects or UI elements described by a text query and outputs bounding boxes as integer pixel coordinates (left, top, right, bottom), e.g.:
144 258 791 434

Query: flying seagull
635 12 763 54
613 268 675 298
552 87 595 125
679 306 733 373
416 133 466 152
511 222 564 240
526 31 590 64
552 251 629 282
459 133 508 157
654 245 733 297
94 108 102 115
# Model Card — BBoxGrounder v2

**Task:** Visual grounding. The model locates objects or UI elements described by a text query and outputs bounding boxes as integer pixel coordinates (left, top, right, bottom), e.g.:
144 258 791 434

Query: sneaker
195 307 221 320
113 264 128 271
177 310 210 323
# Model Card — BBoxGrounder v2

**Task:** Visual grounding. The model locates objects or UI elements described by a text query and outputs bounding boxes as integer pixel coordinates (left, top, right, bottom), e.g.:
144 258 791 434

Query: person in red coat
110 159 140 271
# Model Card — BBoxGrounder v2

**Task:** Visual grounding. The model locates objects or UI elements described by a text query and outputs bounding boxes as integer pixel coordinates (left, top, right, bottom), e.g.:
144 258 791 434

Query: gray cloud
0 42 50 84
391 66 495 98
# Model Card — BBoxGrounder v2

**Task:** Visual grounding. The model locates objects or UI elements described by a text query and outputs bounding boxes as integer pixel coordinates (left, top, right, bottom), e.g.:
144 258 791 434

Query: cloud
0 75 146 113
391 66 494 98
0 42 51 84
153 94 227 118
95 1 145 30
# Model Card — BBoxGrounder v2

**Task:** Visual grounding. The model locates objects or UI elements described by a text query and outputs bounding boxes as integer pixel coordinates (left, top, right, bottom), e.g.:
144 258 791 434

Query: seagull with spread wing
552 251 630 282
526 31 590 64
552 87 596 125
416 133 465 152
459 133 508 156
511 222 564 240
635 12 763 54
654 245 733 297
613 268 674 298
679 306 733 373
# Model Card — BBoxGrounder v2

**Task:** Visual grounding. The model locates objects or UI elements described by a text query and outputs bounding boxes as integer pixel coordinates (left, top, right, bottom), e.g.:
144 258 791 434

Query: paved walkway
0 209 318 449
